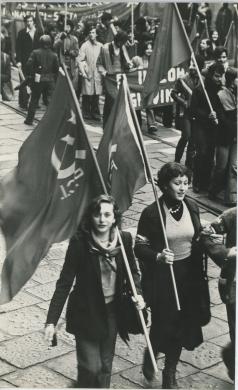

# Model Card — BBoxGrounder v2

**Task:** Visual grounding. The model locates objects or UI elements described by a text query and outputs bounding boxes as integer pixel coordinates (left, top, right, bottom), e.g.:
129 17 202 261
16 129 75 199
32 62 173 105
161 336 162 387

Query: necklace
169 202 182 214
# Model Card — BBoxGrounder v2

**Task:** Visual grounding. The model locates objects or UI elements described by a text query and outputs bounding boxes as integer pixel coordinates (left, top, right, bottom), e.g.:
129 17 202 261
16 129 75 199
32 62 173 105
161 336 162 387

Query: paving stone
0 305 46 336
0 291 42 313
177 371 234 389
209 333 230 348
134 192 155 203
122 218 138 229
25 281 57 301
0 379 16 387
211 304 228 322
111 373 142 389
115 334 145 365
204 361 234 384
37 299 67 321
203 316 229 341
156 357 199 378
57 322 76 346
128 202 146 213
0 329 10 342
0 331 74 368
44 351 77 381
44 246 67 261
112 356 134 374
121 365 159 388
180 341 222 369
31 263 62 284
209 279 223 305
207 262 220 279
3 364 73 388
23 279 39 290
0 359 16 376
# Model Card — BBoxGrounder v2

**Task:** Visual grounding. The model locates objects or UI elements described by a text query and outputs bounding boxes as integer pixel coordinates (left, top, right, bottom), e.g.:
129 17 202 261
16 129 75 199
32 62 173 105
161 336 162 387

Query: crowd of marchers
1 4 237 208
0 4 237 389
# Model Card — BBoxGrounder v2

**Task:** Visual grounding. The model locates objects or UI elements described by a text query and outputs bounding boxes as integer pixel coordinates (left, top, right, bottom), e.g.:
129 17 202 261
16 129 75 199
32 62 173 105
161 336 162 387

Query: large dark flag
142 3 191 106
0 71 97 304
96 76 148 212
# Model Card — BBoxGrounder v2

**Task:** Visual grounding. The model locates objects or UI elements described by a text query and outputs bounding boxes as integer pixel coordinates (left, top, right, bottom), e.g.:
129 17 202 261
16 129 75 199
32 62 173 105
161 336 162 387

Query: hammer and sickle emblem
51 134 86 179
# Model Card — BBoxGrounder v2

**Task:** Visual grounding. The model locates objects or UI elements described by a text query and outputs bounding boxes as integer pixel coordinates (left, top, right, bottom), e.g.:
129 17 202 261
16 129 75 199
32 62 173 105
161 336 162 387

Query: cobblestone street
0 93 235 389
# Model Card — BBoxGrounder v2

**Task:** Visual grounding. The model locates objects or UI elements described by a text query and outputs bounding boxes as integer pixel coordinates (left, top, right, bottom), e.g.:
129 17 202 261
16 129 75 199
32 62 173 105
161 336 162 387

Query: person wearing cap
24 34 59 125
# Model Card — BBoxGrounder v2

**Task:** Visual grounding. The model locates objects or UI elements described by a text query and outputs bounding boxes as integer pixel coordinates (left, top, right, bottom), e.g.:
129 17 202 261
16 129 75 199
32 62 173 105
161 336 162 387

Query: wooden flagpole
174 3 218 124
124 76 181 311
224 21 234 47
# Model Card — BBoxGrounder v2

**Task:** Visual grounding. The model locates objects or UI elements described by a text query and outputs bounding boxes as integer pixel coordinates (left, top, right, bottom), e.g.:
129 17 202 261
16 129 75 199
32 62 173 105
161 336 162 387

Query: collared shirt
26 26 36 41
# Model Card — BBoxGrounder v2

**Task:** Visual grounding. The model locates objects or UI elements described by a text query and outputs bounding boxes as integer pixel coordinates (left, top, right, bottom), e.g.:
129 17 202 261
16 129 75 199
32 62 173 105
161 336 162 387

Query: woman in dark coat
135 162 208 389
45 194 144 388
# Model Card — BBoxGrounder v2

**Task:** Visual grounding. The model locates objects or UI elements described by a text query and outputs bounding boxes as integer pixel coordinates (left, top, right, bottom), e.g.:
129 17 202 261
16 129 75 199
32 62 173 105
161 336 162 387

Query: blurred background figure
216 3 233 45
208 68 237 206
54 19 79 90
16 15 41 110
78 25 103 121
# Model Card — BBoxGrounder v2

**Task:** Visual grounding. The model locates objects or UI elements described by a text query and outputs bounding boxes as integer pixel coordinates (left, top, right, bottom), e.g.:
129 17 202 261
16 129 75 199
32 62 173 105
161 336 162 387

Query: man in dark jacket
24 35 59 125
190 62 225 193
16 15 41 109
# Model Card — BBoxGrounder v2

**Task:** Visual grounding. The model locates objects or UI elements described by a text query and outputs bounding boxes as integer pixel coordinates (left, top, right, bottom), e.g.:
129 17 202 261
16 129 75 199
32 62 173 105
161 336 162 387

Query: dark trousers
75 302 117 388
143 322 182 379
193 123 215 190
103 93 114 129
82 95 100 118
26 81 55 123
136 108 156 131
18 67 29 109
209 143 237 203
175 116 195 169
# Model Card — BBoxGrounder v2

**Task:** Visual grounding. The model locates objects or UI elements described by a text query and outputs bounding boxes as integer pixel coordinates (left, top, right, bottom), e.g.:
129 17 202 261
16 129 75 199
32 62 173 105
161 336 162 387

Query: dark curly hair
81 194 122 233
157 162 192 192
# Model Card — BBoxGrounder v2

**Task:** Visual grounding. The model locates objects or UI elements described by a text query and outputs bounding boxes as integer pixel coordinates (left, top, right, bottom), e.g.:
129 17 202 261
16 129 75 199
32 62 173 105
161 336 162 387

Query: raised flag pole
124 77 181 311
131 2 134 45
64 1 68 30
61 62 158 374
174 3 218 125
224 21 234 47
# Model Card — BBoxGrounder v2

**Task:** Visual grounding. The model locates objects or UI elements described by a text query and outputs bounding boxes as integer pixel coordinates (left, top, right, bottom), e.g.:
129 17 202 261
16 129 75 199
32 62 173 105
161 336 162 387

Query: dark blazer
16 28 41 70
46 230 141 342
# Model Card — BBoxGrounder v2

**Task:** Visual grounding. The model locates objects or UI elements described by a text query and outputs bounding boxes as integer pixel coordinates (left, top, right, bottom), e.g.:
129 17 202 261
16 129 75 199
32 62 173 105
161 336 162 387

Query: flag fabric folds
96 76 148 213
142 3 191 106
224 21 238 68
35 5 44 35
0 71 97 304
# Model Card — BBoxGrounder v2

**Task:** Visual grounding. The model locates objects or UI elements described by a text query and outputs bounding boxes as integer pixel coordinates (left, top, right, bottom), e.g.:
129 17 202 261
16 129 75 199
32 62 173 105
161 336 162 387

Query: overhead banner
104 66 186 109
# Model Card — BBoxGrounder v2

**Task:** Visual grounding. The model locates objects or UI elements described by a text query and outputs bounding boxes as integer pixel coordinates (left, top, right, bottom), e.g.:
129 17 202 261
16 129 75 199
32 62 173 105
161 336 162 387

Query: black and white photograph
0 1 237 388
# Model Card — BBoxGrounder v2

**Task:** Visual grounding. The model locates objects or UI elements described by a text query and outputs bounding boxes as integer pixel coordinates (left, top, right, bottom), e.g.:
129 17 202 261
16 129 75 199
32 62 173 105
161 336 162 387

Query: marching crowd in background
0 3 237 389
1 3 237 208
